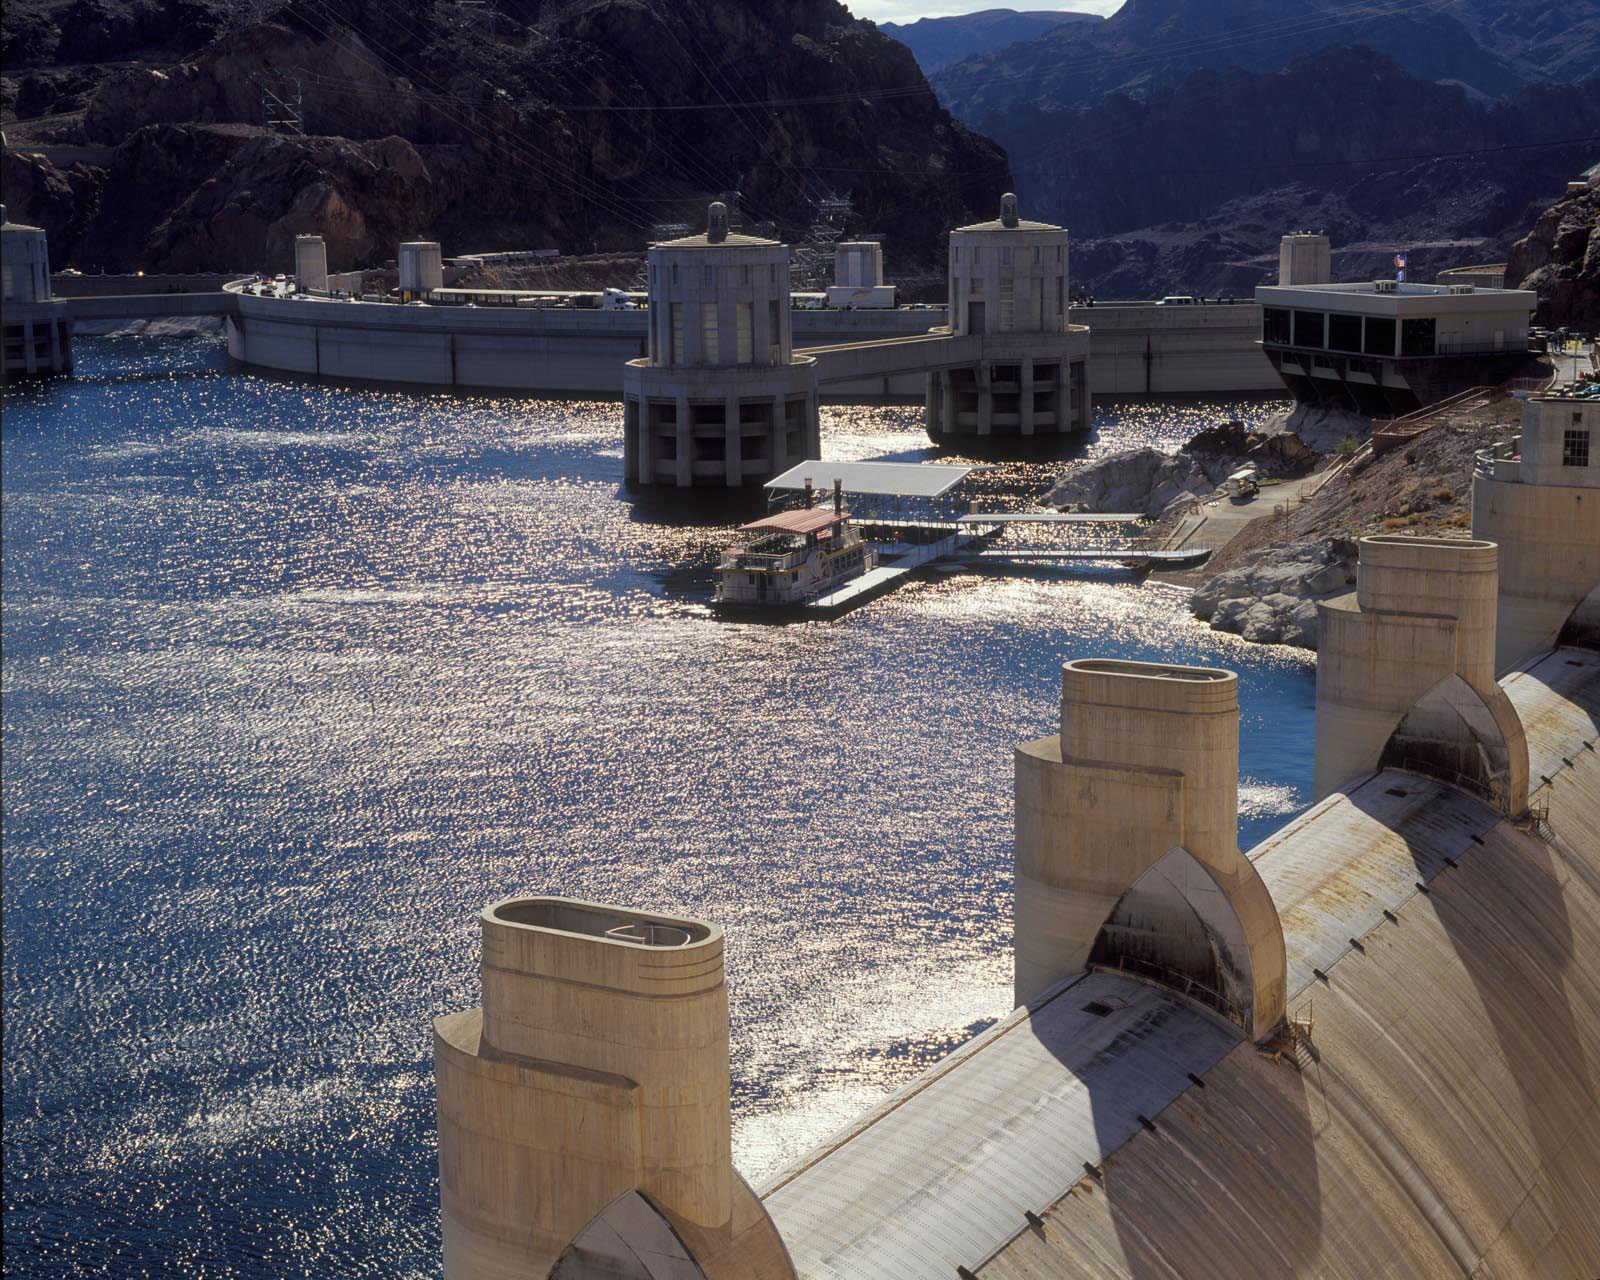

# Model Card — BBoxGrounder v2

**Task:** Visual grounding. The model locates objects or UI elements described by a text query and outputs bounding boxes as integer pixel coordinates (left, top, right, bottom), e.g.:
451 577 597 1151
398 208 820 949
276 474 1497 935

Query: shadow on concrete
1349 779 1594 1244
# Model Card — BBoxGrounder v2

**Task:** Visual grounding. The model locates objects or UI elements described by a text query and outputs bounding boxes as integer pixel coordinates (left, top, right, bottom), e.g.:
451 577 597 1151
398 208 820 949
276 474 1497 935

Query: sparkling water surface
3 338 1308 1277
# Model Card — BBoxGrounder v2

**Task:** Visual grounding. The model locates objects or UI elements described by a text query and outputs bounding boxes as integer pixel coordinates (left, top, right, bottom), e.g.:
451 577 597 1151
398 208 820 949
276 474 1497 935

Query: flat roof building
1256 275 1537 412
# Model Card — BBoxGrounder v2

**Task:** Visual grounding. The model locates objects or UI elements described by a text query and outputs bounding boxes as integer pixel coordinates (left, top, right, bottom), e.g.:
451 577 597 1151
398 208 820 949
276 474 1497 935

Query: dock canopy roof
737 509 851 536
765 461 978 500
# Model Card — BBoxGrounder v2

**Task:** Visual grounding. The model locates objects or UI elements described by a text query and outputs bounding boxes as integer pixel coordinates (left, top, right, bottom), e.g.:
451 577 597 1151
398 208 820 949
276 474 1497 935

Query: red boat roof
738 508 851 536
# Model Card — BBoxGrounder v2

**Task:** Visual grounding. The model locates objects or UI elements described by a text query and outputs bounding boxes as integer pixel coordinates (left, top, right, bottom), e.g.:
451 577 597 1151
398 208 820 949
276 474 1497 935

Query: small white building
929 193 1091 437
398 241 444 301
294 235 329 293
1278 233 1331 286
826 242 895 309
623 202 819 488
1256 275 1536 412
1 204 72 380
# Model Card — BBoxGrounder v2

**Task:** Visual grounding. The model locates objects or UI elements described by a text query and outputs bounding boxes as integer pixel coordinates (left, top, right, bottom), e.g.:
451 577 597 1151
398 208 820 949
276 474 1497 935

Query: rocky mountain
1440 0 1600 92
0 0 1008 273
931 0 1528 114
1507 174 1599 330
878 8 1100 74
942 39 1599 299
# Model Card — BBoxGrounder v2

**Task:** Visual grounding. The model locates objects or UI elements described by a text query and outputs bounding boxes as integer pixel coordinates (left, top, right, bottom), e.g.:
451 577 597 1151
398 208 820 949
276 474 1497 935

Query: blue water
2 337 1311 1277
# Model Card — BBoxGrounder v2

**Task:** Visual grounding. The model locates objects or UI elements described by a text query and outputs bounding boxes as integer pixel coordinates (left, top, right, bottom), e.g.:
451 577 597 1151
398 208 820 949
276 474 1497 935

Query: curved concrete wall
1015 658 1285 1032
1314 536 1524 804
1473 471 1600 672
435 897 738 1280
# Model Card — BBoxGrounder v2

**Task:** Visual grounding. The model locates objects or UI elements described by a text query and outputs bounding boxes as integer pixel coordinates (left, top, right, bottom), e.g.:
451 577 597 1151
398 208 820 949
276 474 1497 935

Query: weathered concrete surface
1014 658 1286 1035
763 646 1600 1280
1472 389 1600 673
1314 535 1528 809
434 897 795 1280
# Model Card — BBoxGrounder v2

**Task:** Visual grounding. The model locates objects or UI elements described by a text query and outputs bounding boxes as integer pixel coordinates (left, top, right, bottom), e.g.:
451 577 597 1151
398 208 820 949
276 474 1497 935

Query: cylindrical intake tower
929 193 1091 439
624 202 819 488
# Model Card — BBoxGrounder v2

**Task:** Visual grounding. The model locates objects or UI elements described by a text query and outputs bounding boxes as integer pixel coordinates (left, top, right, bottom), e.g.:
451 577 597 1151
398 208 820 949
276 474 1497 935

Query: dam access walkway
761 461 1210 617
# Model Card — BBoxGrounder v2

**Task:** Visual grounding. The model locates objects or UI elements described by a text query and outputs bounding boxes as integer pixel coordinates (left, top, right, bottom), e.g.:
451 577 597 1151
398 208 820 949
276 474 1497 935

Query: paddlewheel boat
713 506 876 608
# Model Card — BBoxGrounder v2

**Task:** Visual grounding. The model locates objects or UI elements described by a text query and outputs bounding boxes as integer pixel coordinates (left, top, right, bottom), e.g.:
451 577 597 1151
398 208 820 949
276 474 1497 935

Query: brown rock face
3 0 1008 274
1507 176 1600 330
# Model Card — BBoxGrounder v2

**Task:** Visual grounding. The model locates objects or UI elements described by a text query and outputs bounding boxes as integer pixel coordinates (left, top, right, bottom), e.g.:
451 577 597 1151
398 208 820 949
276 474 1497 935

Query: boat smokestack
1000 192 1019 228
707 201 729 244
833 478 843 514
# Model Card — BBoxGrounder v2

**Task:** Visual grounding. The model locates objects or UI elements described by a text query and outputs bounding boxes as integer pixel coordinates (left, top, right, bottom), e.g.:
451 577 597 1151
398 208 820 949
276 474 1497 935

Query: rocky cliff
922 0 1600 300
1507 174 1599 331
950 44 1600 299
1 0 1008 273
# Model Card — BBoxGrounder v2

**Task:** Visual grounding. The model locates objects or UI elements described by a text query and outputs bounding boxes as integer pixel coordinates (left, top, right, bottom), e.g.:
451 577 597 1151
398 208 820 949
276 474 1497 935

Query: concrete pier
433 896 794 1280
1314 535 1529 810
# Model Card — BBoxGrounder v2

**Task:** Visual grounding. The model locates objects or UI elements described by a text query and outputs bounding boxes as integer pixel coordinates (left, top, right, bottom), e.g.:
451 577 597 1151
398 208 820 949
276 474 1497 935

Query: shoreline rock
1045 420 1318 518
1189 538 1356 649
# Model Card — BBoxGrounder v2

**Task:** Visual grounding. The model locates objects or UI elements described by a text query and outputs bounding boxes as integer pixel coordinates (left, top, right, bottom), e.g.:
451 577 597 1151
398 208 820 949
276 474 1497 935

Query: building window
670 303 683 365
701 301 719 363
736 301 753 363
1032 279 1044 328
1401 316 1436 357
1328 312 1362 353
742 265 750 285
999 277 1014 331
671 264 679 285
973 246 982 265
1564 429 1591 468
769 299 781 362
1002 247 1012 266
1293 310 1325 348
1262 307 1291 345
1364 316 1396 356
1032 246 1041 266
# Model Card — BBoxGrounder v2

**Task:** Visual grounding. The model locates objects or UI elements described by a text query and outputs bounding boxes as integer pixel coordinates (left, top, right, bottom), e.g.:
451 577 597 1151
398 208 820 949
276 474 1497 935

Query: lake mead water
2 338 1310 1277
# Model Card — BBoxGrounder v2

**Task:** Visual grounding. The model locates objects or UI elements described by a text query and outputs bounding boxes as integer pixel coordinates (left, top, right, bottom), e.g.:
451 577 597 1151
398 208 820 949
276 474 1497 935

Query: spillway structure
432 283 1600 1280
433 897 794 1280
927 193 1091 440
623 202 819 489
1313 534 1529 810
1013 658 1286 1033
1472 381 1600 671
1 204 72 381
